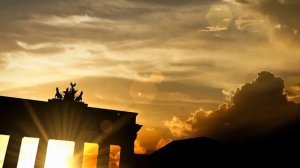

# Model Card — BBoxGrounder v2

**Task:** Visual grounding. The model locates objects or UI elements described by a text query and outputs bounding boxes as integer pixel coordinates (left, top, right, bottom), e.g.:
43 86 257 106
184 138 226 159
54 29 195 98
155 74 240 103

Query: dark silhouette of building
147 137 229 168
0 83 141 168
135 121 300 168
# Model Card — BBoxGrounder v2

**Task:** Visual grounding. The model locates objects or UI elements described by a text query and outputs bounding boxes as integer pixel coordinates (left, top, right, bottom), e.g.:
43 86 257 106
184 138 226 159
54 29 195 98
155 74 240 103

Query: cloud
29 14 151 34
0 41 154 90
234 16 265 33
29 15 102 28
288 84 300 93
109 145 121 168
0 0 271 53
155 138 172 150
164 71 300 140
16 41 55 50
135 126 172 153
0 56 7 69
128 0 218 6
231 71 286 107
286 84 300 103
231 0 300 42
163 116 193 137
134 140 147 154
199 26 228 32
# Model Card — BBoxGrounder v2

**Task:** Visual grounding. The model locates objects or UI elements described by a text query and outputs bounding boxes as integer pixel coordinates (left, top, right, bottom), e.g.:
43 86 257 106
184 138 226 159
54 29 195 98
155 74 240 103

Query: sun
44 140 75 168
17 137 39 168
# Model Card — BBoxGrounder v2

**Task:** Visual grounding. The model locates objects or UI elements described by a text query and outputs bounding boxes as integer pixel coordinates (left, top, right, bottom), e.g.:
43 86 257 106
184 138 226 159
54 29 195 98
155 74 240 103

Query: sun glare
82 143 99 168
0 135 9 168
0 136 122 168
17 137 39 168
44 139 75 168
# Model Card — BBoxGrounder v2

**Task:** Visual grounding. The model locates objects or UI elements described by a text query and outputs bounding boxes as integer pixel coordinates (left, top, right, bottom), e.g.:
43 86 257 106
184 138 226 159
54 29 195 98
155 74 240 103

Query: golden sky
1 0 300 153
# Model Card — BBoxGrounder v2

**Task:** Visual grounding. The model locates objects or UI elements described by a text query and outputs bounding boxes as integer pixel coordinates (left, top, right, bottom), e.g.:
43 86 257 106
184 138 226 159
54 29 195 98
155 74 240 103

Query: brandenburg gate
0 83 142 168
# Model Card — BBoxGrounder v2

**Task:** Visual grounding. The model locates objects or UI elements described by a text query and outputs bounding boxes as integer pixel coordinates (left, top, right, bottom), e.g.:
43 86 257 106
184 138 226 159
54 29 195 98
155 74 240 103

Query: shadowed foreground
136 120 300 168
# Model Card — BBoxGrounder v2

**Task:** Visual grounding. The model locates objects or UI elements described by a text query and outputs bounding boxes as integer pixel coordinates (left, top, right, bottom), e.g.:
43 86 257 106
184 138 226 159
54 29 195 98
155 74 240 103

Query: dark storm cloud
165 71 300 140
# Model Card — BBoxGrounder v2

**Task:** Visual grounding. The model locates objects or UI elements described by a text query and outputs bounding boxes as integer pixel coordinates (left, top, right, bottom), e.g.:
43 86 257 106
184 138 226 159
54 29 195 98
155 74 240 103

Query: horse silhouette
70 82 76 89
55 87 63 100
75 91 83 102
63 88 69 95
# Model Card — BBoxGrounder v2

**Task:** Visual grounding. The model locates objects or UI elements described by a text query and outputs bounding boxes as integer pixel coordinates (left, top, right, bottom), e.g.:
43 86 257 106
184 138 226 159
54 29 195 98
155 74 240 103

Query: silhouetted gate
0 86 141 168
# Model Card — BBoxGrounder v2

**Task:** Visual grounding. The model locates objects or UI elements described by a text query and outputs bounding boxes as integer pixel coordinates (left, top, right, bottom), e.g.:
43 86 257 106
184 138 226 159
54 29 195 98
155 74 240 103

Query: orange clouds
82 143 98 168
163 116 192 137
287 84 300 103
109 145 121 168
155 138 172 150
164 71 300 140
134 140 147 154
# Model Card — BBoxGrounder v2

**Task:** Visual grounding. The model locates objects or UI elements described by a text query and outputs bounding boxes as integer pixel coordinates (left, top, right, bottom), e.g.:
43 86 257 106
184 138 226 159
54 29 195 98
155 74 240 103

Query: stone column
120 140 135 168
3 135 22 168
73 141 84 168
97 144 110 168
34 138 48 168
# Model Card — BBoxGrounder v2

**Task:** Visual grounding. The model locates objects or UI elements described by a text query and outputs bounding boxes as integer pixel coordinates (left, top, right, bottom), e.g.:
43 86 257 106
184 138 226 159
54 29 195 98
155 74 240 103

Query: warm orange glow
0 135 9 168
134 140 147 154
0 137 123 168
110 145 120 168
44 139 75 168
17 137 39 168
156 138 172 150
82 143 98 168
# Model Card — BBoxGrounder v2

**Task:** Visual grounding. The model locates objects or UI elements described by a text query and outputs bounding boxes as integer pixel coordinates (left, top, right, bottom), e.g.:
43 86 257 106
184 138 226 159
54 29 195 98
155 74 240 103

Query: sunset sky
1 0 300 154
